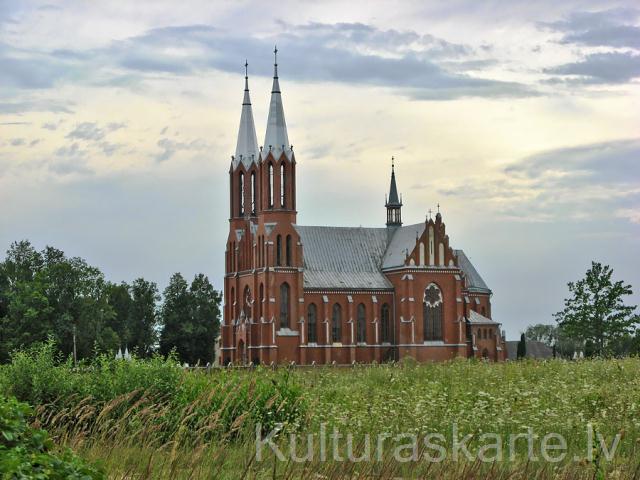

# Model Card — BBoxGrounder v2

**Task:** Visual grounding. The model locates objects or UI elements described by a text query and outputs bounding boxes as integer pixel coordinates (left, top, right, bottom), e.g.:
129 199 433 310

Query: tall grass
2 344 639 479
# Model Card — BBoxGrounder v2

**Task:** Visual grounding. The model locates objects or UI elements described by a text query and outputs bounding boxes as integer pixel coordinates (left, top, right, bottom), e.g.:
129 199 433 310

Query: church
220 52 506 365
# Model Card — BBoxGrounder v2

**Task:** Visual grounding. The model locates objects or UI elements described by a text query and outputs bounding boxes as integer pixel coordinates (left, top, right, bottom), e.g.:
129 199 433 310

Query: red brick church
220 53 506 365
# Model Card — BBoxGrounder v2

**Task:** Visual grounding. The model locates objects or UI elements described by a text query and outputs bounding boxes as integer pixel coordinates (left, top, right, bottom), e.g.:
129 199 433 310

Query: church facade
220 54 506 365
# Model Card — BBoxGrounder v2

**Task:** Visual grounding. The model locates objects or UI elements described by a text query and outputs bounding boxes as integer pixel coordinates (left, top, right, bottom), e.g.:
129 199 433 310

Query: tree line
522 261 639 358
0 240 221 364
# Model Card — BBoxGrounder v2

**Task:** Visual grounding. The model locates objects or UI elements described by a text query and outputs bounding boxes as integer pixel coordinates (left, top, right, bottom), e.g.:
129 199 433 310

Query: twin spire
233 61 259 169
233 47 291 170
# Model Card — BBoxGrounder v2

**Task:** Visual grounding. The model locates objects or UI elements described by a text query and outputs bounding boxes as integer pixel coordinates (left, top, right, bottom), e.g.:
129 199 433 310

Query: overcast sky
1 0 639 338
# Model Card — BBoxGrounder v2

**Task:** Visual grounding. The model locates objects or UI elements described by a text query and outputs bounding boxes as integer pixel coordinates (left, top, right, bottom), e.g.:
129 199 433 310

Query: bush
0 394 105 479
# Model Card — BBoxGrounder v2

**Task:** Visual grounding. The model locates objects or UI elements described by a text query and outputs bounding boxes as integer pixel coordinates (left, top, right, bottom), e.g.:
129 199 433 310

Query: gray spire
263 46 291 159
387 158 401 206
233 61 259 169
385 157 402 228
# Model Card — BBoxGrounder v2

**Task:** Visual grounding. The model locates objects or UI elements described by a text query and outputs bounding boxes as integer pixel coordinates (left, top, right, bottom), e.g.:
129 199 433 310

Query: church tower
385 158 402 229
260 47 296 222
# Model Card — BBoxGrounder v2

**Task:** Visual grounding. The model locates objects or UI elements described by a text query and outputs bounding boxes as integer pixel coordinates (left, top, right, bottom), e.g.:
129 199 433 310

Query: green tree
106 282 132 347
517 333 527 359
159 273 221 365
524 324 557 346
129 278 160 356
189 273 221 364
0 241 118 361
159 273 191 361
554 262 638 356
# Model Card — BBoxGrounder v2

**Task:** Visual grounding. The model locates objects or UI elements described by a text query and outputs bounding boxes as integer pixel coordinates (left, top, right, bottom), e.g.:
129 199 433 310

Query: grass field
2 345 639 479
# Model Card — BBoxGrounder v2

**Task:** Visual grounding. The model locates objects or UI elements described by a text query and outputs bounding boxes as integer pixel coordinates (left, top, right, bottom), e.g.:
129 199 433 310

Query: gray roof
263 59 292 160
506 340 554 360
295 226 392 290
454 249 491 293
233 74 259 169
383 223 424 268
294 224 491 293
467 310 499 325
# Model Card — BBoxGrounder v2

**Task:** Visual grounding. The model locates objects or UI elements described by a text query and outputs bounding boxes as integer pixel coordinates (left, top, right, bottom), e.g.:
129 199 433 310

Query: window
251 171 256 214
239 172 245 216
243 286 251 319
357 303 366 343
307 303 317 343
286 235 292 266
280 163 286 207
481 306 486 317
276 235 282 266
258 283 264 319
332 303 342 343
268 163 274 208
423 283 443 341
279 283 290 328
381 303 391 343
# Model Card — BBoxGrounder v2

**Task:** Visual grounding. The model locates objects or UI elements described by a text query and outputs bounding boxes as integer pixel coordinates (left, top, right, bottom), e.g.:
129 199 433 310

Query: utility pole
73 324 77 366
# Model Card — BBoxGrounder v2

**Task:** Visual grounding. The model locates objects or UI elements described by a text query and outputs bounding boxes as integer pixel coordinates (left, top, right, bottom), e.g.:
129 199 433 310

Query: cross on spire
428 208 433 220
244 60 248 78
437 203 440 214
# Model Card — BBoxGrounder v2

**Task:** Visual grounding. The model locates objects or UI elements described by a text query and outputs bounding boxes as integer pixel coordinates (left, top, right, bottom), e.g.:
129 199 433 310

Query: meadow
1 343 639 479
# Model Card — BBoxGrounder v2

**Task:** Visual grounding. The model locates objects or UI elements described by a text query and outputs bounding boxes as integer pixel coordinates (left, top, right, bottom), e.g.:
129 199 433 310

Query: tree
555 262 638 357
189 274 221 364
0 241 119 361
128 278 160 356
159 273 191 361
524 324 557 346
517 333 527 359
106 282 133 347
159 273 221 365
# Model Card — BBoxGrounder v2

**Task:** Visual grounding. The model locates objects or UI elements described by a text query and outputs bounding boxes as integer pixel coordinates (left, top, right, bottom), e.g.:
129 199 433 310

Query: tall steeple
386 157 402 228
233 60 259 169
263 46 291 159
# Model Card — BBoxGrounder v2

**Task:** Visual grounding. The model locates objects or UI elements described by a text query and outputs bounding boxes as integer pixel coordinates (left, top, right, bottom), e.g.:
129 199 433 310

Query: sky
0 0 639 339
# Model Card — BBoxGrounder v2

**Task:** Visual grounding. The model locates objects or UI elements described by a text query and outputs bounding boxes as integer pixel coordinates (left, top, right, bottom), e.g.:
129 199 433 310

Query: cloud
155 137 207 162
542 8 640 49
66 122 125 142
615 208 640 224
0 21 534 101
437 139 640 224
544 51 640 84
10 138 25 146
0 99 74 114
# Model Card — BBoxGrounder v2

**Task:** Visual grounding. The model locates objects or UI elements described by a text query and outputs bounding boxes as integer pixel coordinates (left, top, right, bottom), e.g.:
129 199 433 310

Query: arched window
239 172 245 216
258 283 264 320
251 171 256 214
381 303 391 343
242 286 251 319
286 235 292 266
423 283 443 341
332 303 342 343
276 235 282 266
279 283 290 328
481 306 486 317
307 303 317 343
280 163 286 207
357 303 366 343
268 163 274 208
